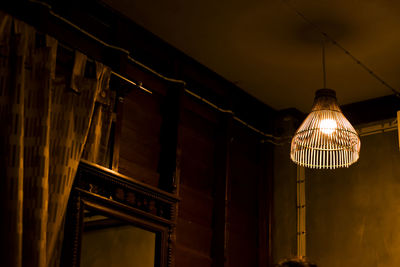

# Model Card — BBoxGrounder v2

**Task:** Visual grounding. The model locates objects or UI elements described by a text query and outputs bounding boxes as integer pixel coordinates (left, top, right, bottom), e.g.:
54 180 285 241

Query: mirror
81 209 157 267
61 161 178 267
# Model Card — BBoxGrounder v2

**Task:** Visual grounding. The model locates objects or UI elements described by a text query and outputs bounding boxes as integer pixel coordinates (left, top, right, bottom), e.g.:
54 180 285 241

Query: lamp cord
322 39 326 88
282 0 400 97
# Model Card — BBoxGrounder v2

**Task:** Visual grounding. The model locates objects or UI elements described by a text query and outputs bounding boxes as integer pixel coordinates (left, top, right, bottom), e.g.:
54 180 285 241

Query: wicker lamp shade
291 89 361 169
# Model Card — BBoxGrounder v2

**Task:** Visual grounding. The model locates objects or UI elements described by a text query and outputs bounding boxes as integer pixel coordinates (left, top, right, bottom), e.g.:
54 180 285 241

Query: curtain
81 71 115 166
0 12 111 267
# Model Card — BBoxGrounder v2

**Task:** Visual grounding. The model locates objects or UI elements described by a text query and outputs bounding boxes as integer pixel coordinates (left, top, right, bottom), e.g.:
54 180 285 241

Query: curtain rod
27 0 284 143
58 42 152 94
28 0 186 87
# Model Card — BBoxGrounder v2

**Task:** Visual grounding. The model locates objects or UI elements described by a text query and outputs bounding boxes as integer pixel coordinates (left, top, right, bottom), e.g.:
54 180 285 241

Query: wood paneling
0 2 275 266
228 124 262 267
175 245 212 267
176 218 213 255
175 96 219 267
179 185 213 227
179 108 217 194
118 88 163 186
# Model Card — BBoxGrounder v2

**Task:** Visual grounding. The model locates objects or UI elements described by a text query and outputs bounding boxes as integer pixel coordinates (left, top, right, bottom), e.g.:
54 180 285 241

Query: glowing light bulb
319 119 337 134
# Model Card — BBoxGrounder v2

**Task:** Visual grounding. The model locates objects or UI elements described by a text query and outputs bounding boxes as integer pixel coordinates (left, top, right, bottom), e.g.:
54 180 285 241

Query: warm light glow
319 119 337 134
290 89 360 169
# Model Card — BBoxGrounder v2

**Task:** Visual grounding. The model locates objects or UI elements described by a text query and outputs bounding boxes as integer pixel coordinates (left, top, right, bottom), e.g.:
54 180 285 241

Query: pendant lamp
290 43 361 169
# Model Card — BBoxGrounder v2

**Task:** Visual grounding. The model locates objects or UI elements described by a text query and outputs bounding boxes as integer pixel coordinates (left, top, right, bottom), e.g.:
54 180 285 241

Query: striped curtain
0 12 111 267
81 72 115 167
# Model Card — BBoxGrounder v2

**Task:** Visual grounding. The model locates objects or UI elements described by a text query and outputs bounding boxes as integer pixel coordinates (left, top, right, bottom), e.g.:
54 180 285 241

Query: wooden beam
158 83 184 194
211 114 233 267
259 142 274 267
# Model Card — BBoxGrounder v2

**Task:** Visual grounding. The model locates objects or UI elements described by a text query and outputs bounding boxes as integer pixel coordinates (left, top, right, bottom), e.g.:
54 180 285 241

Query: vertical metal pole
397 111 400 151
296 166 306 259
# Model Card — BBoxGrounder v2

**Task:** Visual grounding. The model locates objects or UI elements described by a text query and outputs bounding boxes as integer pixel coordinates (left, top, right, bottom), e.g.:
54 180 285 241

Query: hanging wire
26 0 286 144
282 0 400 97
26 0 394 147
321 39 326 88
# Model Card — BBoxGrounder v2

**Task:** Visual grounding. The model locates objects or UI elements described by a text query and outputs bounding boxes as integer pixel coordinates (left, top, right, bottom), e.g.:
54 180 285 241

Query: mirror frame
61 160 179 267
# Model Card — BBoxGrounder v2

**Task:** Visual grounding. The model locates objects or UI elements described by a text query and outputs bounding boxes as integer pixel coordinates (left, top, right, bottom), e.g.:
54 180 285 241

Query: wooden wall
118 86 164 187
5 2 400 267
175 97 218 267
116 84 274 266
1 1 275 266
228 125 261 267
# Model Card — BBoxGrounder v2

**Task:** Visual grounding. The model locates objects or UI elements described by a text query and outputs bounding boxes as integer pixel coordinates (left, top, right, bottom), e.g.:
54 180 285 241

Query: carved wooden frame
61 160 179 267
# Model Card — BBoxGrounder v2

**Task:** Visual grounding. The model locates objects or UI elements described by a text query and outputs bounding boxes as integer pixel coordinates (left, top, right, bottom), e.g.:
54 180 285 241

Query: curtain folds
0 11 112 267
81 65 114 166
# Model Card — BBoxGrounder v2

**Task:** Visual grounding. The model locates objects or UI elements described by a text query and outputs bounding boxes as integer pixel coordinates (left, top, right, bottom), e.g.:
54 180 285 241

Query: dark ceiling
102 0 400 112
